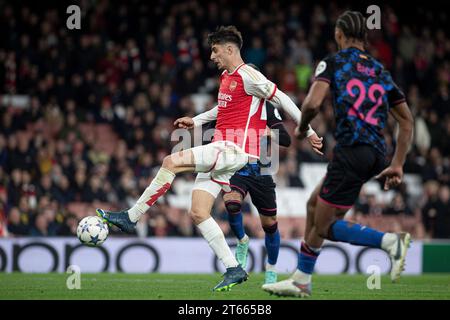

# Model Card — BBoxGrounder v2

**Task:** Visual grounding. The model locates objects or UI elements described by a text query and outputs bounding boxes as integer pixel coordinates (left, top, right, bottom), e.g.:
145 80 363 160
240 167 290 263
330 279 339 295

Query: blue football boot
213 265 248 292
96 208 136 234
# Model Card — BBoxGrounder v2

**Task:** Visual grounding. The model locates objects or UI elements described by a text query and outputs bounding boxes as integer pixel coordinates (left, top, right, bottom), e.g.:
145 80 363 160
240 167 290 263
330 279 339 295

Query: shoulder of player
322 52 338 63
316 53 337 71
313 54 335 80
369 56 392 78
238 64 265 82
365 53 384 69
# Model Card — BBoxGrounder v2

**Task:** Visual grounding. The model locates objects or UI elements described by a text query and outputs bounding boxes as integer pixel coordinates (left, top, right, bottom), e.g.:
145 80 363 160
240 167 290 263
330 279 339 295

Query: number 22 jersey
314 47 406 156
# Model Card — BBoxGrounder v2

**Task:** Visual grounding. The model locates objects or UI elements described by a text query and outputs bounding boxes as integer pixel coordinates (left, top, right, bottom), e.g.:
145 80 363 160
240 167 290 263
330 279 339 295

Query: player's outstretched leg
97 151 194 234
96 166 174 233
315 199 411 282
224 196 249 268
326 219 411 282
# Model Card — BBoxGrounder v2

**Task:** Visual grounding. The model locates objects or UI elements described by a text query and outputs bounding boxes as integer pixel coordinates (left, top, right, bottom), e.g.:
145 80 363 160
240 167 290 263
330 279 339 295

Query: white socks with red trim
128 167 176 223
197 217 239 268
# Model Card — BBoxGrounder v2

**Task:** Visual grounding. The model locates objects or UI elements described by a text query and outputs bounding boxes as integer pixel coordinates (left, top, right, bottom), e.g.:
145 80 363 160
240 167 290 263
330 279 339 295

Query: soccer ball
77 216 109 247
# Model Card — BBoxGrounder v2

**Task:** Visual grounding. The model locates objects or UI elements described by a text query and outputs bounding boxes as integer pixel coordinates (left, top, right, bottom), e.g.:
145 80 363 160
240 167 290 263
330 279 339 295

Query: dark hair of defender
207 25 243 49
336 11 368 43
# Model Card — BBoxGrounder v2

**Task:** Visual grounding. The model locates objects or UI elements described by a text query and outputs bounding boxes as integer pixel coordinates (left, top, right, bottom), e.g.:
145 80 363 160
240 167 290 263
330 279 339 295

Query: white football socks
239 234 249 244
128 167 175 222
381 233 398 253
197 217 239 269
266 263 276 272
292 269 312 284
292 242 322 284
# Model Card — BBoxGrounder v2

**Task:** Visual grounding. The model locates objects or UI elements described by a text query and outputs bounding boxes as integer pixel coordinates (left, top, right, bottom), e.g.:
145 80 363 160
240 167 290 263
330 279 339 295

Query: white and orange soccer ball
77 216 109 247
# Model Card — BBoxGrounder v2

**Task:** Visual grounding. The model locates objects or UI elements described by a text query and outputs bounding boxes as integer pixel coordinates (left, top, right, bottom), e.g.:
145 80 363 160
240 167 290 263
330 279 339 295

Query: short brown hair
207 26 243 49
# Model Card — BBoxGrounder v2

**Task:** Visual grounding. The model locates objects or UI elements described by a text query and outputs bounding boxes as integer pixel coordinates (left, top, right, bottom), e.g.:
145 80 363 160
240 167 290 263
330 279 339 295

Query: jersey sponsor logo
357 63 375 77
315 61 327 77
218 92 232 101
218 92 232 107
229 80 237 91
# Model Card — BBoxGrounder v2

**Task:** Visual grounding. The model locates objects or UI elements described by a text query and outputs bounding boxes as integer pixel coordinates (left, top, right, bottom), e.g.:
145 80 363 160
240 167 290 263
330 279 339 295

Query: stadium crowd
1 1 449 239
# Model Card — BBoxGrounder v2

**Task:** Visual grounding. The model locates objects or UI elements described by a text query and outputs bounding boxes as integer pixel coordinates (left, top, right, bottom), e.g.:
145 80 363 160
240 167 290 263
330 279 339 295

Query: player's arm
297 58 333 137
174 106 218 129
375 101 414 190
270 122 291 147
388 102 414 167
298 80 330 135
240 65 323 154
269 89 323 154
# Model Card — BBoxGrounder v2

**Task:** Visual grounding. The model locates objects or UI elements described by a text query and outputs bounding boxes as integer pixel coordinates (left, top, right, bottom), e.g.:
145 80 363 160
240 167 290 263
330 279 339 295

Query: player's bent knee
189 209 210 225
162 155 174 170
260 215 277 228
262 220 278 234
225 200 242 214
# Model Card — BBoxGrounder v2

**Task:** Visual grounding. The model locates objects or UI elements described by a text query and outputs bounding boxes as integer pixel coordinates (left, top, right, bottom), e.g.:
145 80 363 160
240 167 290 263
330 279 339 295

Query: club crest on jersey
229 80 237 91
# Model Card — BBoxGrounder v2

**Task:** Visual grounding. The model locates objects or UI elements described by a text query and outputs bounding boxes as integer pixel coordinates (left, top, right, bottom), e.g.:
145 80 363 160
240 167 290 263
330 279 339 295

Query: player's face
210 44 228 70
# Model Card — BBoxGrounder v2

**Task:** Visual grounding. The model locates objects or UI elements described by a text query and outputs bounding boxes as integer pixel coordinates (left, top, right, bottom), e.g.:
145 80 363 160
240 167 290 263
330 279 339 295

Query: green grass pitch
1 273 449 300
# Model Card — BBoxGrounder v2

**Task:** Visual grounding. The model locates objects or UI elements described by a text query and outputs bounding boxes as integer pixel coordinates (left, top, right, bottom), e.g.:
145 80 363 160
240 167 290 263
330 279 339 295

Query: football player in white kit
97 26 323 291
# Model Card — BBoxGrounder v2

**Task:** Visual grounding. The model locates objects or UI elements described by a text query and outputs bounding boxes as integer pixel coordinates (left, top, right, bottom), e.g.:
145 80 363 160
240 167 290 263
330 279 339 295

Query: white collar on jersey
227 63 245 75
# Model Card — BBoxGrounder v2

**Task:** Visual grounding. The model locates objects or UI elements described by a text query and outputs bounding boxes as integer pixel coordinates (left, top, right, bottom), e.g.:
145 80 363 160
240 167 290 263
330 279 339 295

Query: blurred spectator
7 207 29 236
422 185 450 239
174 212 198 237
57 213 79 236
30 211 56 237
147 213 178 237
385 194 413 216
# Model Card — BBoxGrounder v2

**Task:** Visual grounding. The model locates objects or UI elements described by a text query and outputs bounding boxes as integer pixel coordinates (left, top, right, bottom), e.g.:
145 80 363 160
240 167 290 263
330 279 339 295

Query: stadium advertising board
0 238 423 274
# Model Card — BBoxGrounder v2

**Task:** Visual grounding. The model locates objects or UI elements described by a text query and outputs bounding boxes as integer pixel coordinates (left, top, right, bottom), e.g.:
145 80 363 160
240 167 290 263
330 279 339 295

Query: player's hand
174 117 194 129
307 133 324 156
294 126 308 140
375 166 403 191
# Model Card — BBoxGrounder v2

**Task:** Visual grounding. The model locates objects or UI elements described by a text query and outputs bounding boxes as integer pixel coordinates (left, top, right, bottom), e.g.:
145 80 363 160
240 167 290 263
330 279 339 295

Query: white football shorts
191 140 248 197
